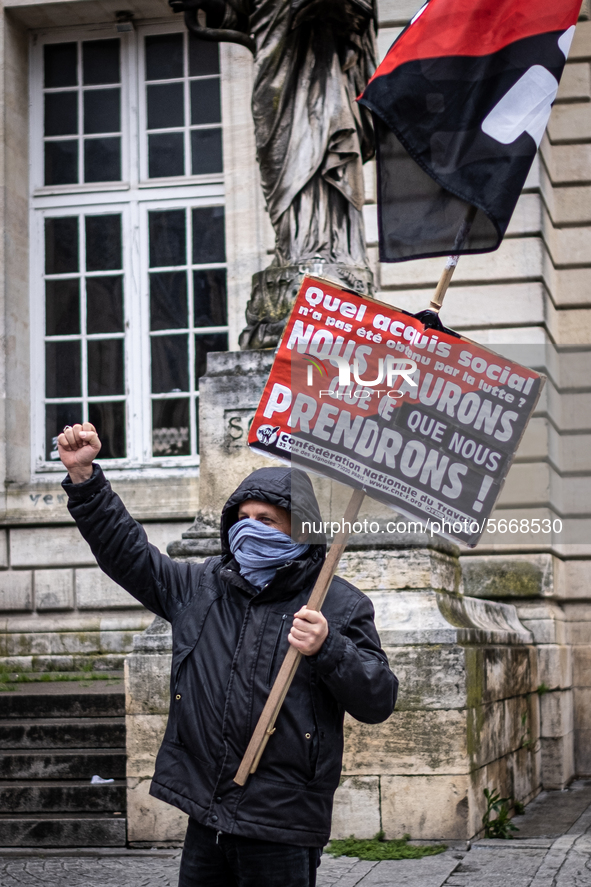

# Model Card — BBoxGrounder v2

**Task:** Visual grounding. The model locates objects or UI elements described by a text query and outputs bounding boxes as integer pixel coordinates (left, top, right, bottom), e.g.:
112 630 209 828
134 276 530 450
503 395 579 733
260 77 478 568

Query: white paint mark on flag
410 2 428 25
481 65 558 147
558 25 576 59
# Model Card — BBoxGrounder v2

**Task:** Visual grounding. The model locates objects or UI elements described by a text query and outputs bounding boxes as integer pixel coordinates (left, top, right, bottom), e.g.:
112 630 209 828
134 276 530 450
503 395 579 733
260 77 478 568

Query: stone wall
463 555 584 791
0 519 191 673
332 544 540 841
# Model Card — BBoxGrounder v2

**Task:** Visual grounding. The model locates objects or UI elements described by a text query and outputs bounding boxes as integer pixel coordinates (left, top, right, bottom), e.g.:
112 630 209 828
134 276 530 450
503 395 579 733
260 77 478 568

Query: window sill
32 174 225 198
33 183 131 197
35 461 201 481
138 174 224 188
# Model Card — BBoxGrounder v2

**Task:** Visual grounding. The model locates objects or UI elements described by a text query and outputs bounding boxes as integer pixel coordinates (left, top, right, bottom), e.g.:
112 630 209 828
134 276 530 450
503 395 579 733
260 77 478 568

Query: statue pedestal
239 262 375 350
126 350 546 843
194 349 275 521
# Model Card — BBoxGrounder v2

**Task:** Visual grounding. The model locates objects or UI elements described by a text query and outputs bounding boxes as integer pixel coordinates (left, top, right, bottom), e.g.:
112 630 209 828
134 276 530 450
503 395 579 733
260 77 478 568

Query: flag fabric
359 0 582 262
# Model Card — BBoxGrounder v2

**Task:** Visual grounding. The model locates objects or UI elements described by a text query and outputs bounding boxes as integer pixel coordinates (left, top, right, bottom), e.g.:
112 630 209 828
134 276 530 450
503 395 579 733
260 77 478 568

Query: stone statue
170 0 377 347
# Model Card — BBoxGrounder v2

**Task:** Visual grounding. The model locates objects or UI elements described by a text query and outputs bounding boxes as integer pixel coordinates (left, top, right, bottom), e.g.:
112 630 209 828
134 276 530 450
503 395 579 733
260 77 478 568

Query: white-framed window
41 38 125 187
143 201 227 459
30 22 228 471
40 205 131 461
140 30 223 181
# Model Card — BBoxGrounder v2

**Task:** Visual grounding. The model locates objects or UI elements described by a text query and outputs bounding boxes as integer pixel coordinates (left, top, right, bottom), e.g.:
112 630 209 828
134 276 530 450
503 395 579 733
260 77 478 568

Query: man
58 422 398 887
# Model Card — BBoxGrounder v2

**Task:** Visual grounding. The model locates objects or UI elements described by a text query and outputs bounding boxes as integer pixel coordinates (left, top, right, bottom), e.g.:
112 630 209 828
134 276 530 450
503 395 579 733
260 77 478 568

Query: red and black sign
248 277 544 547
359 0 582 262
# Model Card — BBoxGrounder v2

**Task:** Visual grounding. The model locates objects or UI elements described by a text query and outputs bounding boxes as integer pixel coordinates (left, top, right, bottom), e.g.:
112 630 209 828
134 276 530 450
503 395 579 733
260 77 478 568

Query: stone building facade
0 0 590 844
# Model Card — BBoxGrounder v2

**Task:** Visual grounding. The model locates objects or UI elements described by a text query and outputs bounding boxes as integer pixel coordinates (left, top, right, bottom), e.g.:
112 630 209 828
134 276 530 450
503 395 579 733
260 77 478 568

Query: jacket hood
220 466 326 556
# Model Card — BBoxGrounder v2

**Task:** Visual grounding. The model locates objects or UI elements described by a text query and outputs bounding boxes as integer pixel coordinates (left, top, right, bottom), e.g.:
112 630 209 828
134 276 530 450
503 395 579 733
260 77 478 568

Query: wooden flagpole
429 254 459 312
429 204 478 314
234 486 366 785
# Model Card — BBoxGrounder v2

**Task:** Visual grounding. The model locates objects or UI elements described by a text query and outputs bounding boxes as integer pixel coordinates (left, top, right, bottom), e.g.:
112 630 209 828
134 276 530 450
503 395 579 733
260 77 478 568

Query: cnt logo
256 425 280 446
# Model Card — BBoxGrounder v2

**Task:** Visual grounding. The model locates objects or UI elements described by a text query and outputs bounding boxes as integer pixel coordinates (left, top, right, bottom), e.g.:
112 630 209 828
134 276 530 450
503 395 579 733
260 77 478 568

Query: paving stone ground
1 780 590 887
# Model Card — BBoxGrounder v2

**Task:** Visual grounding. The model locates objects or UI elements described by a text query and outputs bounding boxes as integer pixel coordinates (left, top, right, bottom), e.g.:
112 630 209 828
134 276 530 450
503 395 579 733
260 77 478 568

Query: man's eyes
237 515 275 524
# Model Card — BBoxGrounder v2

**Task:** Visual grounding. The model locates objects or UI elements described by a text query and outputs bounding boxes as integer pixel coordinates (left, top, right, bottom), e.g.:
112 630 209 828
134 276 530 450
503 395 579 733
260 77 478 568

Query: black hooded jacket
63 464 398 847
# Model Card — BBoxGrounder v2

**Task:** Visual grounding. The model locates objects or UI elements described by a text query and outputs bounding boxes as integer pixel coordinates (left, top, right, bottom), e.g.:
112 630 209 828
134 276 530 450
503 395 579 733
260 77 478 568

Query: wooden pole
429 254 458 313
234 486 366 785
429 204 478 314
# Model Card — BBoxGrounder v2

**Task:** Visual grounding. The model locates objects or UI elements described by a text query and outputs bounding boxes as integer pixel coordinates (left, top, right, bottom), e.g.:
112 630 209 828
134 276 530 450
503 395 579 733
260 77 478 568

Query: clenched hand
288 607 328 656
57 423 102 484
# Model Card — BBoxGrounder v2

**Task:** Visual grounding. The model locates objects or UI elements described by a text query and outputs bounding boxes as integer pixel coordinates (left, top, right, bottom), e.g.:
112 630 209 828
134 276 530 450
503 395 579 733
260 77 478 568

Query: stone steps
1 682 125 720
0 718 126 749
0 779 126 813
0 678 127 847
0 813 126 847
0 749 127 780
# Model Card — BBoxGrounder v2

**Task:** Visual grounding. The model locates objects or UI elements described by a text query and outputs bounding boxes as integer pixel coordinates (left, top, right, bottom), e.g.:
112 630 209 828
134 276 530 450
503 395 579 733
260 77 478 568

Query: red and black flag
359 0 582 262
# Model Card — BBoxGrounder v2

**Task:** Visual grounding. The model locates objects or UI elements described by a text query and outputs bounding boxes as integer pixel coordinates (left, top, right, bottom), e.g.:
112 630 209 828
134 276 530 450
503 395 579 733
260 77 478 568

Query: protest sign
248 276 544 547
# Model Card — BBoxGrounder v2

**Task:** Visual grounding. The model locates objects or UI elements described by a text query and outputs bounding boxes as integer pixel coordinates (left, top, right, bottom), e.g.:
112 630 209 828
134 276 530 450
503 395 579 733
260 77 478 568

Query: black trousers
178 818 321 887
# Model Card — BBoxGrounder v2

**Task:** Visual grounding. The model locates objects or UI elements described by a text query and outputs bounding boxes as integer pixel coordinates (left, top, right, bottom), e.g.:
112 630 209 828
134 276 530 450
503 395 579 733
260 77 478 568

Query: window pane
85 215 122 271
147 83 184 130
146 34 184 81
152 398 190 456
89 401 126 458
45 140 78 186
150 272 188 330
46 402 82 460
84 89 120 134
44 43 77 88
189 38 219 77
191 129 223 176
148 132 184 178
84 137 121 182
45 92 78 136
151 334 188 393
190 79 220 125
86 276 124 333
46 341 81 398
195 332 227 389
46 279 80 336
149 210 186 267
83 39 120 85
193 269 227 327
192 207 225 263
88 339 124 396
45 217 79 274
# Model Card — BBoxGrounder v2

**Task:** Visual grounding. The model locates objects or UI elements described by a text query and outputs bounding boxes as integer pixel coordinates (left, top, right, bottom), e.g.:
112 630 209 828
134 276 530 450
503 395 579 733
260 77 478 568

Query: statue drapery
173 0 377 346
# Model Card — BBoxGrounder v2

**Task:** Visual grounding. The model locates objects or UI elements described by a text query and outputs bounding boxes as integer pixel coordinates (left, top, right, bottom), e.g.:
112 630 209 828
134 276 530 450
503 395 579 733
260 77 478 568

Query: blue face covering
228 519 310 589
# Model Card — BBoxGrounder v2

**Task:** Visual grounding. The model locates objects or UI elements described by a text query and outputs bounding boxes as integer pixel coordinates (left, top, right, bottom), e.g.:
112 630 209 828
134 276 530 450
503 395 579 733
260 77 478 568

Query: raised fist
57 423 102 484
